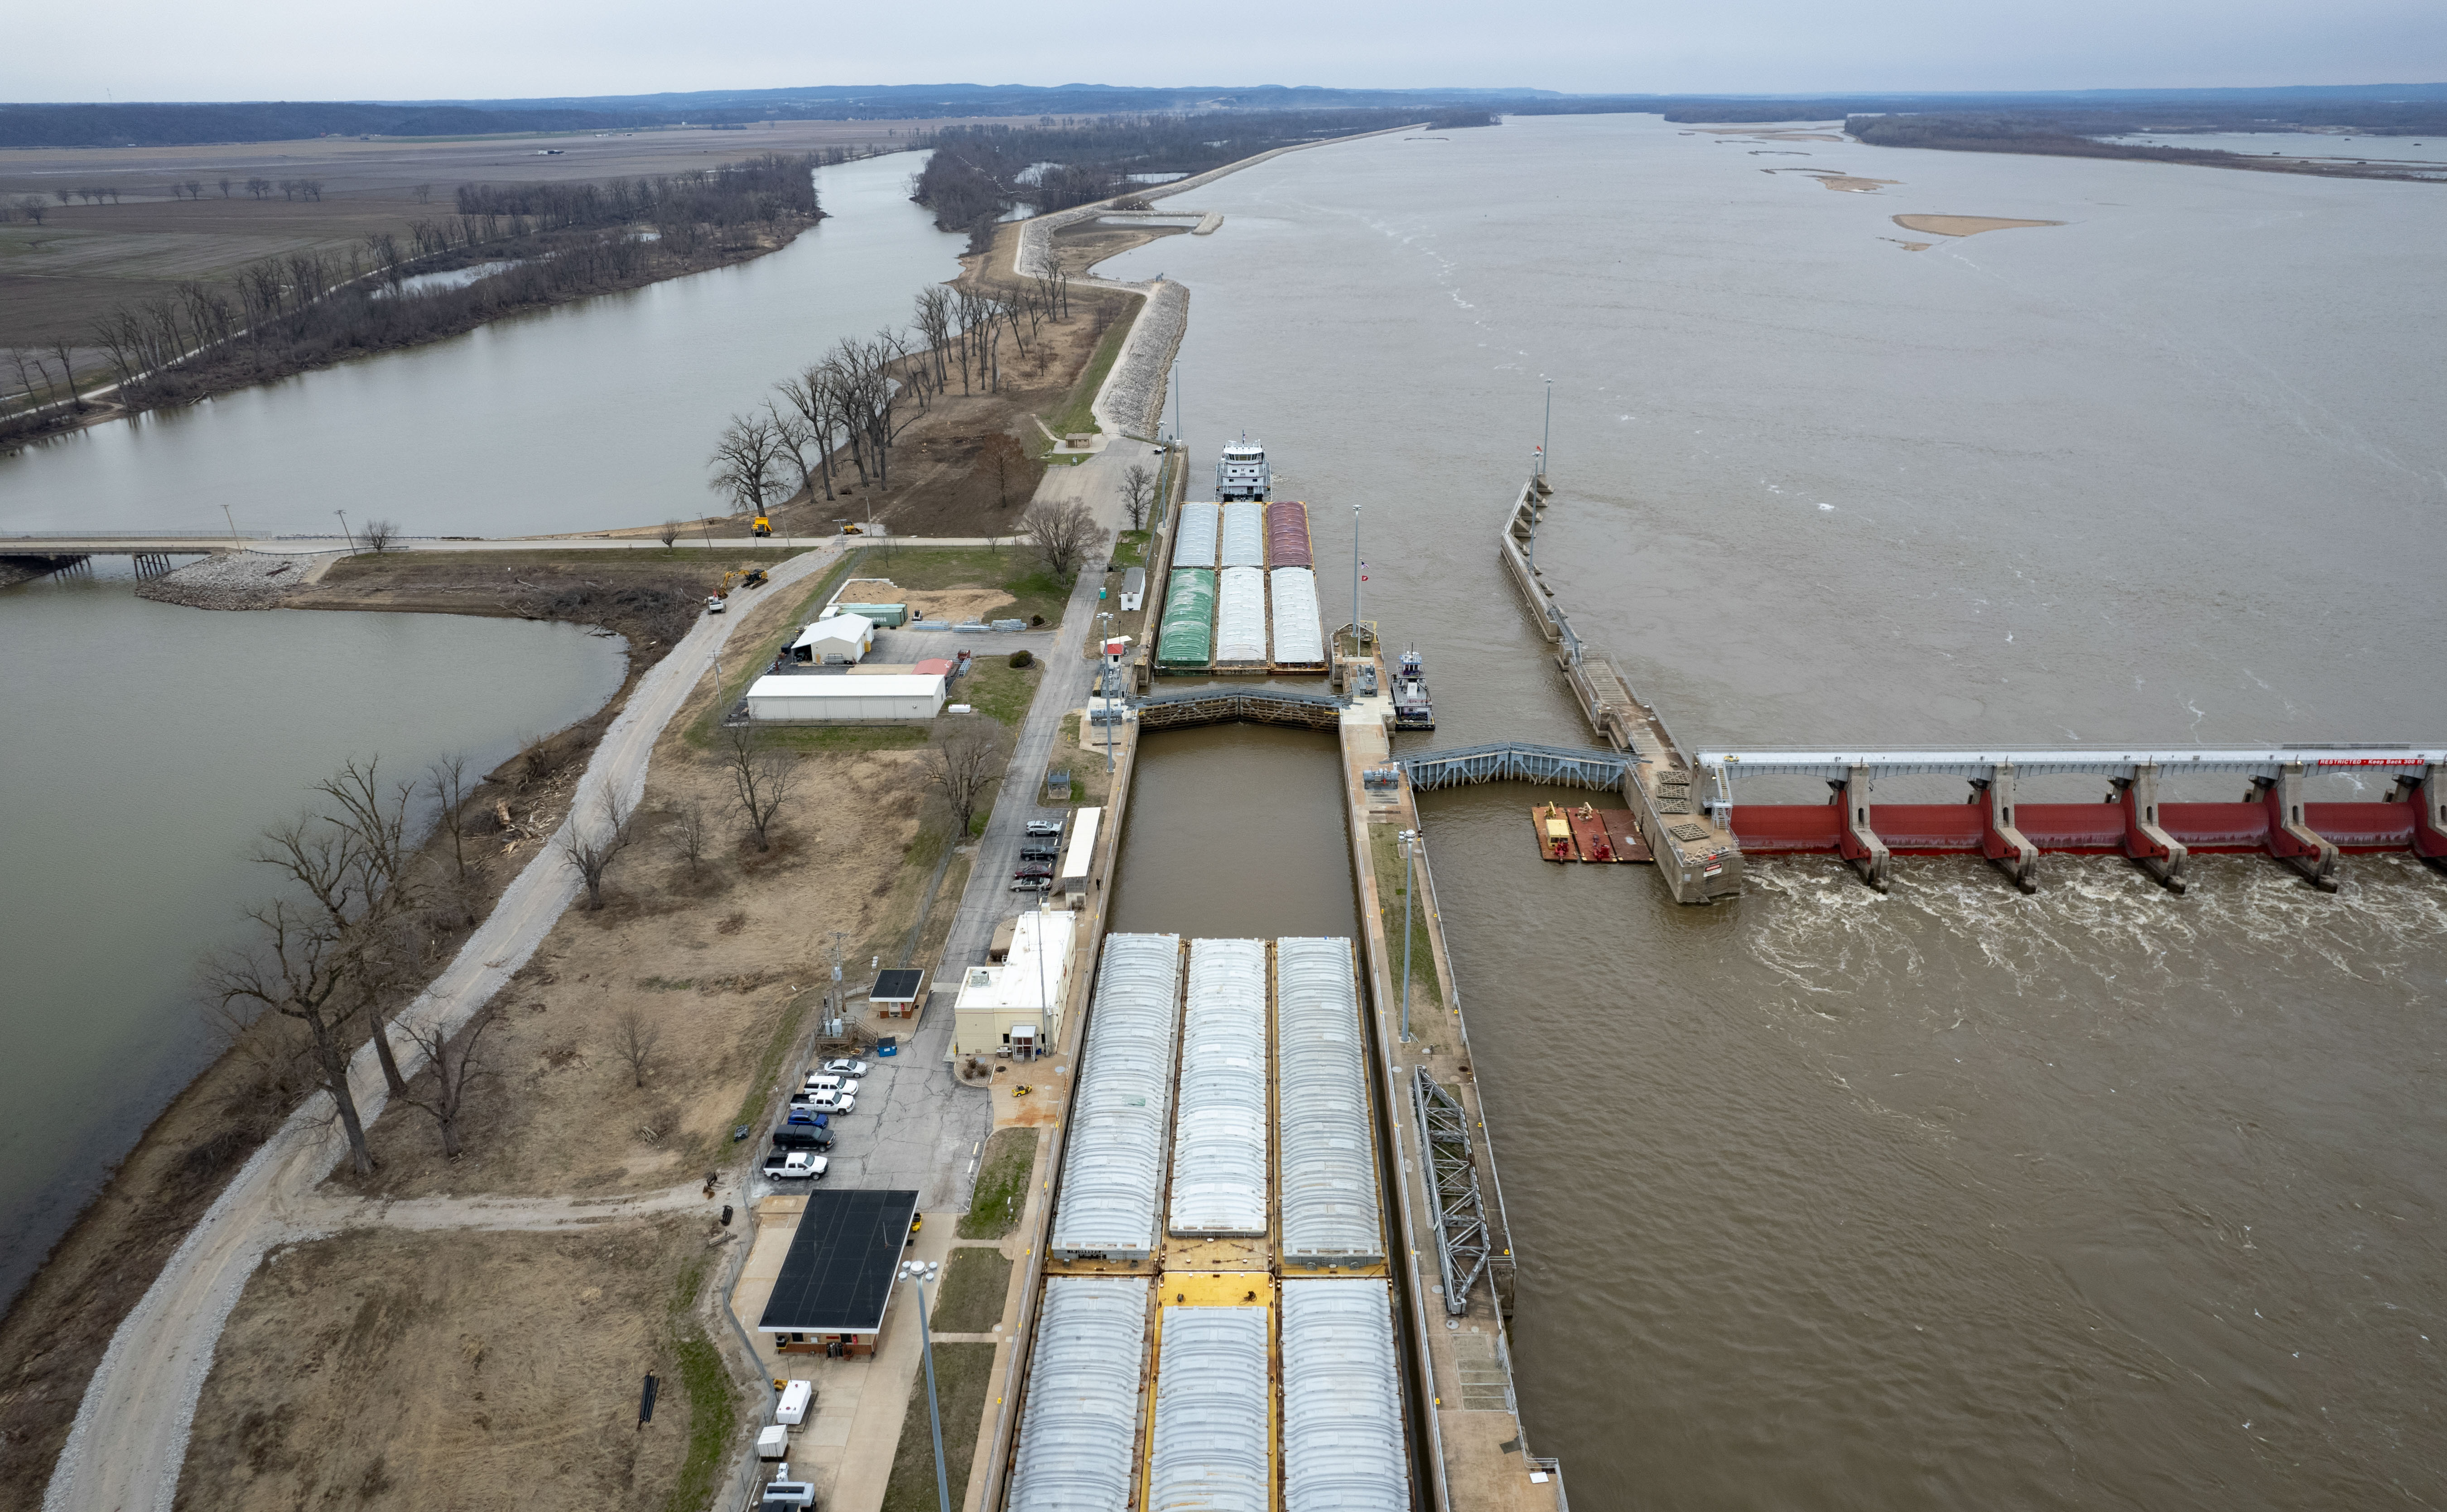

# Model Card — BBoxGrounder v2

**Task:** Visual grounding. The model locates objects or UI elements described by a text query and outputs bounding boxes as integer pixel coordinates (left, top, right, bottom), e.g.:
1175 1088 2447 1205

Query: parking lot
744 985 991 1209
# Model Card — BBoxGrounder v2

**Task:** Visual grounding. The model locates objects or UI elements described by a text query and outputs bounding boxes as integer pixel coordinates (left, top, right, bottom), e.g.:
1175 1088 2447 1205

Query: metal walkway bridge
1133 686 1348 732
1398 742 1630 792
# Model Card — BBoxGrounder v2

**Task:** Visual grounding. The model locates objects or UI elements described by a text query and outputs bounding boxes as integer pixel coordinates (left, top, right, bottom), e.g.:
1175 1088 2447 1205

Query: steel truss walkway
1398 742 1629 792
1412 1068 1494 1317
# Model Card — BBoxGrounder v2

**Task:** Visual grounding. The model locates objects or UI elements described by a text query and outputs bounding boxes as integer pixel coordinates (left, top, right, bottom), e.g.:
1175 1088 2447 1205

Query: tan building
951 910 1075 1061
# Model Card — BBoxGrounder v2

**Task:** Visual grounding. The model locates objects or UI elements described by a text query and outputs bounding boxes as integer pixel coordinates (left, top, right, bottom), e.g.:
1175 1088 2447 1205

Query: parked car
785 1106 830 1127
771 1124 831 1151
1024 820 1064 837
1018 845 1060 860
820 1059 869 1077
761 1151 789 1179
771 1152 828 1181
1013 864 1053 879
824 1092 856 1115
1012 877 1051 892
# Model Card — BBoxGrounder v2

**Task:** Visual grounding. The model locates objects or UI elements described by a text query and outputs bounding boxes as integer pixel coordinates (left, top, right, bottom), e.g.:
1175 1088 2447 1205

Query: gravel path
41 541 847 1512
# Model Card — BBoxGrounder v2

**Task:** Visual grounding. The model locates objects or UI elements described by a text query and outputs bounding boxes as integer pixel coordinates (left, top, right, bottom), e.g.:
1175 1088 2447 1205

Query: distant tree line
5 152 829 429
1847 111 2447 178
910 109 1426 238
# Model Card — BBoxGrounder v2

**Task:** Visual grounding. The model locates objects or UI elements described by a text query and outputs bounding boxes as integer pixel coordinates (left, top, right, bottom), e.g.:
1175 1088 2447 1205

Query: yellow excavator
751 514 772 537
705 565 770 614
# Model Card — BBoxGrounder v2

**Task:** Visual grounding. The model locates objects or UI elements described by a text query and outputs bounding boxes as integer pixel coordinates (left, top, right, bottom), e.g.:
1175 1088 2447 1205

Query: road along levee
39 541 848 1512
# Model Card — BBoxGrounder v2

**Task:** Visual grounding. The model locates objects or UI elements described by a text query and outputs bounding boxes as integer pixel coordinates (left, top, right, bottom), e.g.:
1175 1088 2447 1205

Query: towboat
1216 438 1271 500
1392 644 1434 730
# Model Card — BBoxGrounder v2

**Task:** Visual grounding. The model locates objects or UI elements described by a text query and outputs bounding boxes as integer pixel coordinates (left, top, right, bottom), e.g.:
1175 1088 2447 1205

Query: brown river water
1100 115 2447 1507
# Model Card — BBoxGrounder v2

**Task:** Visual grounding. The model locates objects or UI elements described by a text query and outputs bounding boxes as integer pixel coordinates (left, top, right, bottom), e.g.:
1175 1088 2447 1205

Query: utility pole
1398 828 1418 1043
917 1279 951 1512
222 504 242 550
334 509 356 554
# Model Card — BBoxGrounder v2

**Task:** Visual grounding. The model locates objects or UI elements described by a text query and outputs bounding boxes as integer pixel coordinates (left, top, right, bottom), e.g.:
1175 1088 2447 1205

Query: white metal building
1269 567 1326 668
1119 566 1146 612
1174 502 1219 568
950 910 1075 1060
791 613 876 664
1168 939 1270 1237
1009 1276 1152 1512
744 673 944 722
1050 934 1183 1262
1275 938 1385 1267
1215 567 1267 666
1147 1305 1271 1512
1059 806 1103 899
1218 501 1265 568
1281 1281 1411 1512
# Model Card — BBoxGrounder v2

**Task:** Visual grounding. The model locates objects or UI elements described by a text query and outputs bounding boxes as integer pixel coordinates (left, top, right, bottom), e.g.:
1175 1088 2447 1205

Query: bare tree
184 178 204 201
977 432 1032 513
708 411 786 520
218 176 232 199
925 720 1009 837
426 752 472 881
615 1006 661 1089
555 790 635 910
1021 496 1110 582
659 519 682 549
774 367 839 501
412 183 434 204
394 1007 502 1158
722 724 797 852
671 794 711 879
246 176 272 200
1120 464 1156 531
359 517 399 552
49 339 85 411
15 196 48 226
202 901 377 1175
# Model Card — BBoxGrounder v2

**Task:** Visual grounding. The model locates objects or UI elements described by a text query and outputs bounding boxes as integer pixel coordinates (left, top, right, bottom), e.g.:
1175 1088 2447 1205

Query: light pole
334 509 356 554
1398 828 1418 1043
916 1279 951 1512
1540 376 1552 479
1349 503 1361 655
222 503 241 549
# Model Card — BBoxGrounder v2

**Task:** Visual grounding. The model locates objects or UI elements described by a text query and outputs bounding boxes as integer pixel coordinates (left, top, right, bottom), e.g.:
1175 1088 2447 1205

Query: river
1099 114 2447 1508
0 150 967 1309
0 152 964 538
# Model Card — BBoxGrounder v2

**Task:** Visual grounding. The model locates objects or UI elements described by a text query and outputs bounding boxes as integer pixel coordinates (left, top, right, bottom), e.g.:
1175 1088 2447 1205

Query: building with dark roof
757 1189 919 1357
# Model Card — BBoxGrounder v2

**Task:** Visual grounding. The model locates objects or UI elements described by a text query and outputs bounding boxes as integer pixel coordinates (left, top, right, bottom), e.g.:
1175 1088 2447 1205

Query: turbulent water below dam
1100 114 2447 1507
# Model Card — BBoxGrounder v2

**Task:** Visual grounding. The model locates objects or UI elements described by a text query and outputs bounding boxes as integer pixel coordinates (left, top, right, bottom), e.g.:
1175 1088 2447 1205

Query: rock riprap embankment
135 552 308 610
1099 280 1188 436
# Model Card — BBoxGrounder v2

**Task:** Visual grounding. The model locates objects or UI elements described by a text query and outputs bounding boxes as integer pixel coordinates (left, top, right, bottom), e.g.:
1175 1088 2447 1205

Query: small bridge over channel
1132 687 1348 732
1397 742 1630 792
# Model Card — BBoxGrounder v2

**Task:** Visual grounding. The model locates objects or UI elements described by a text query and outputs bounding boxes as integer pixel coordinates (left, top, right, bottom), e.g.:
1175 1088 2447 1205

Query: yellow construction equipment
717 567 769 594
751 514 772 537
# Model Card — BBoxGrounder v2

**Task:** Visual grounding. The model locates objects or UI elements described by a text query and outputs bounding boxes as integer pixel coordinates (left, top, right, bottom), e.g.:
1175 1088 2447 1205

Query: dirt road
38 542 845 1512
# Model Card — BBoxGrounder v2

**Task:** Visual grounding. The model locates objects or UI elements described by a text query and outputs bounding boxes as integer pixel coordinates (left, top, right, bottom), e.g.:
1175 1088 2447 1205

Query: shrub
1007 649 1033 669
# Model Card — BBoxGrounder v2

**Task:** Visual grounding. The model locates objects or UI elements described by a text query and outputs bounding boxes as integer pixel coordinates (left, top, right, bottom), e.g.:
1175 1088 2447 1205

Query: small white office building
791 614 877 665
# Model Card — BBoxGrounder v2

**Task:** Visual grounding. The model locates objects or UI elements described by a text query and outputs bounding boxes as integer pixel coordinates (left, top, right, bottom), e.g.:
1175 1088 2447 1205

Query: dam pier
1497 477 2447 902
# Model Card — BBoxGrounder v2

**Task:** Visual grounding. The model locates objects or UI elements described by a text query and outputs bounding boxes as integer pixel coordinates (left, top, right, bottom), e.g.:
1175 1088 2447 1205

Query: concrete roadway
39 541 850 1512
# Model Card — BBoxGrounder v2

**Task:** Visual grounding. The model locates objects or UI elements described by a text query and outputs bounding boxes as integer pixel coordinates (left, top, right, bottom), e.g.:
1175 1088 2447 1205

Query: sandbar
1891 214 2064 237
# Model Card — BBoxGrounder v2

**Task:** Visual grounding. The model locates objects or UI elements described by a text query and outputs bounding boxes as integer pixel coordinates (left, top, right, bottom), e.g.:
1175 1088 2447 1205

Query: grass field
957 1128 1037 1239
879 1343 994 1512
873 544 1071 627
930 1248 1015 1334
1042 300 1137 440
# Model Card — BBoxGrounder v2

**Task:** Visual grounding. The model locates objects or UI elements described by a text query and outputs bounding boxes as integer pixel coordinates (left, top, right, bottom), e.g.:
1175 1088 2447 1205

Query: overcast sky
8 0 2443 102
